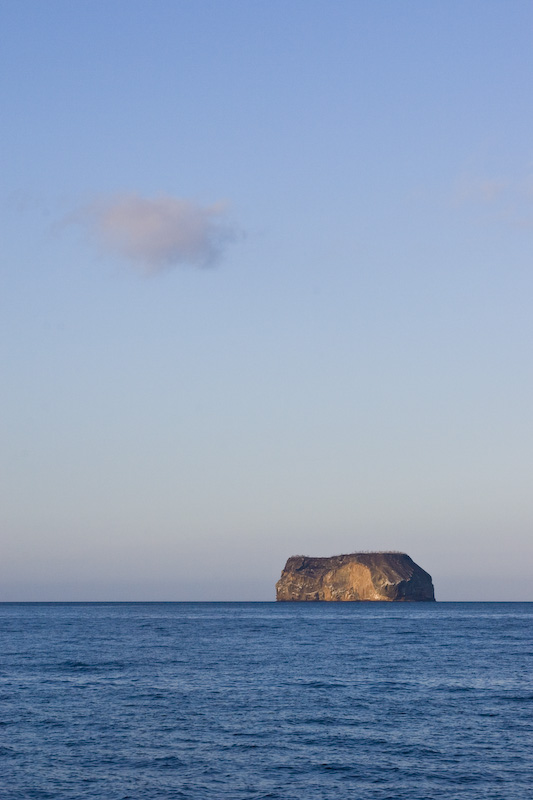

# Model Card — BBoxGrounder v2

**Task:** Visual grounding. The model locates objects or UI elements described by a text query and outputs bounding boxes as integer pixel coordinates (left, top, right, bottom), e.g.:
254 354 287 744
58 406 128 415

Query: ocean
0 602 532 799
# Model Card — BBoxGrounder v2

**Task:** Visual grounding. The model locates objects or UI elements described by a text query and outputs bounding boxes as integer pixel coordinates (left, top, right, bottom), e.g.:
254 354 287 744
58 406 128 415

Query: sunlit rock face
276 552 435 601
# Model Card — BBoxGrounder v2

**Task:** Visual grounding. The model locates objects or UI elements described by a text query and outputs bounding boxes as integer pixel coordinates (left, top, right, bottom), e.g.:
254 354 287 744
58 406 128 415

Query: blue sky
1 0 532 600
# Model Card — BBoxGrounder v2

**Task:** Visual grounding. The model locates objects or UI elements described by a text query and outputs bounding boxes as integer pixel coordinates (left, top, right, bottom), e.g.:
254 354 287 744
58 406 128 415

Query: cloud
452 177 507 206
451 172 533 227
72 193 237 273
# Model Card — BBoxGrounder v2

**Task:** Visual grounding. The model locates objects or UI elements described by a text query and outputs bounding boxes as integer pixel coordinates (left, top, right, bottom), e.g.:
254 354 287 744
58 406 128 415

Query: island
276 551 435 601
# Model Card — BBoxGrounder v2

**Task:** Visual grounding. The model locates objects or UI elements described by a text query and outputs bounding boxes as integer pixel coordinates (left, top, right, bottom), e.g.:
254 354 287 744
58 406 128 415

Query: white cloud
73 193 237 273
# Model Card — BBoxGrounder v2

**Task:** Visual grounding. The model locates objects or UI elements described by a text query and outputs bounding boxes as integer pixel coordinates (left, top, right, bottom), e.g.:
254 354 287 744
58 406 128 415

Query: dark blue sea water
1 602 532 799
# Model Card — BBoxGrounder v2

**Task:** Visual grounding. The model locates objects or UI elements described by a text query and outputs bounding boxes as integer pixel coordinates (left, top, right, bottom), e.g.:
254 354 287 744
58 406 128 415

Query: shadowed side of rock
275 552 435 601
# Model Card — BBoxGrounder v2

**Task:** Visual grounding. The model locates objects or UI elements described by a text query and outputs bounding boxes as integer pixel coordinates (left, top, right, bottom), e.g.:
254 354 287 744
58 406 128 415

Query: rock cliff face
276 552 435 601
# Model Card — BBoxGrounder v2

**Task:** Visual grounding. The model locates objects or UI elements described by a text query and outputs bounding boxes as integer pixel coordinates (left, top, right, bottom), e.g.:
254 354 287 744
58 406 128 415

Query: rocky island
276 551 435 601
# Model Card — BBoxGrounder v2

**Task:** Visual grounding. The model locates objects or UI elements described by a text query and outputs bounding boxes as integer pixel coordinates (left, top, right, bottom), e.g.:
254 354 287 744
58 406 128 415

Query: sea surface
1 602 532 799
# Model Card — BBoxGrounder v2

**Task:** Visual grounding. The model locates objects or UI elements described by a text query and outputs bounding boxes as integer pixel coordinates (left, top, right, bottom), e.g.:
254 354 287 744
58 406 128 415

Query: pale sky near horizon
1 0 533 601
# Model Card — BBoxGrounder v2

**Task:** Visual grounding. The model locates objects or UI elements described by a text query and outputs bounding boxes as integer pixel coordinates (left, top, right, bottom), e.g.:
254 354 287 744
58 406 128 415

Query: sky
1 0 532 601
